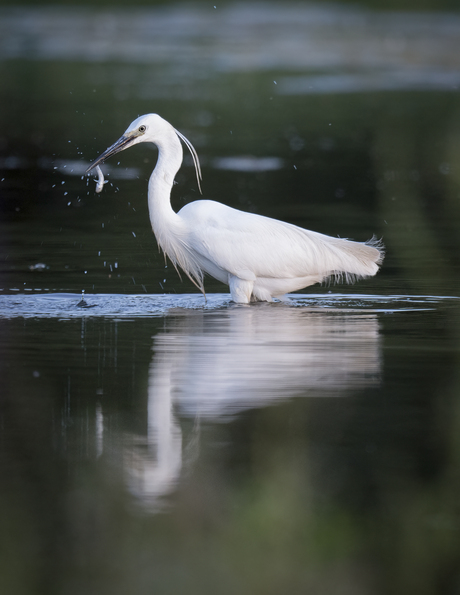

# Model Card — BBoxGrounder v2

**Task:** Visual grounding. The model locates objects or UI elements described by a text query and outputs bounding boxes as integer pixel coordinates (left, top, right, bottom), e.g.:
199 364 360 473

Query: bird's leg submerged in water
228 275 254 304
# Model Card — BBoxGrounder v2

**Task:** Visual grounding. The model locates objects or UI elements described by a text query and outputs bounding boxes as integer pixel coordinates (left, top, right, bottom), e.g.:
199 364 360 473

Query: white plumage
86 113 384 303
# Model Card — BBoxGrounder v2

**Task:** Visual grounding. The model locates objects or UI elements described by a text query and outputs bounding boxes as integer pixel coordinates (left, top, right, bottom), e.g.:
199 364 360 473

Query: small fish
94 165 106 193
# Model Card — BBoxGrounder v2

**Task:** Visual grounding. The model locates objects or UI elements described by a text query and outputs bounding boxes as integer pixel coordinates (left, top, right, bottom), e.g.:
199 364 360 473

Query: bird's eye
138 125 146 133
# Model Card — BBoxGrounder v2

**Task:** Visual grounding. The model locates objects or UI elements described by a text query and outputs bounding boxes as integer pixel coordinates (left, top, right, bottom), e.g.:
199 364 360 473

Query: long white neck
147 122 204 292
148 124 183 241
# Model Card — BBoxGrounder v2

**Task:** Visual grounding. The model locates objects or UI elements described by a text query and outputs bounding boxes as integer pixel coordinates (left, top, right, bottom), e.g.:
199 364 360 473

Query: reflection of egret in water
124 354 183 507
124 304 381 508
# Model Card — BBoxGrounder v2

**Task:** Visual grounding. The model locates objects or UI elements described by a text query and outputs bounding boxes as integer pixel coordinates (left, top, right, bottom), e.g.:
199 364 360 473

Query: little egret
86 114 384 303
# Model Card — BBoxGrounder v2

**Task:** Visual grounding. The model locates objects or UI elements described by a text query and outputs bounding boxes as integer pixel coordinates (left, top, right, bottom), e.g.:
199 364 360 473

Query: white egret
86 114 384 303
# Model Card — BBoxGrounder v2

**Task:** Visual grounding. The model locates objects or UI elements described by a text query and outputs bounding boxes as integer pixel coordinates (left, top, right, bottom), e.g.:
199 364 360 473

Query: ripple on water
0 293 458 320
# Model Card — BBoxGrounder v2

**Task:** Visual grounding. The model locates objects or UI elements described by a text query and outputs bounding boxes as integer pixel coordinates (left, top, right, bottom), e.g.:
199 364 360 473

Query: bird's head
85 114 163 174
85 113 202 192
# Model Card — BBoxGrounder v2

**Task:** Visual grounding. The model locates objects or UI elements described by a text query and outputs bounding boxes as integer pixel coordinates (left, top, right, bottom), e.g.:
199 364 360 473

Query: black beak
86 134 134 174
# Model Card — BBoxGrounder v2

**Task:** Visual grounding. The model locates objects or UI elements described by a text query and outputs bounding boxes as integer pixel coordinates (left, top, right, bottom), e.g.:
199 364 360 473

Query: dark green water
1 293 460 595
1 3 460 594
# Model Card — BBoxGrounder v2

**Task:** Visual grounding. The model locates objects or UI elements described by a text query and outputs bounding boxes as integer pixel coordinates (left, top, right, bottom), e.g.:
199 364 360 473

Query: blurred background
1 1 460 594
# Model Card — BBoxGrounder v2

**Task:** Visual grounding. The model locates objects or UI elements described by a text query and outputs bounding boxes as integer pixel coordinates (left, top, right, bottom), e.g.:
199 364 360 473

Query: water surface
1 292 460 594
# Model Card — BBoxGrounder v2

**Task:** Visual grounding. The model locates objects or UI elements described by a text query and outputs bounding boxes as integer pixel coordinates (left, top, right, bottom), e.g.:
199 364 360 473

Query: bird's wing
179 200 381 282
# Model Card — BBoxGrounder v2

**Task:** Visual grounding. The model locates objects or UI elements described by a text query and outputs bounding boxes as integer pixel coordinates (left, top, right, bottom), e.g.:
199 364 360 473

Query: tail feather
321 235 385 285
